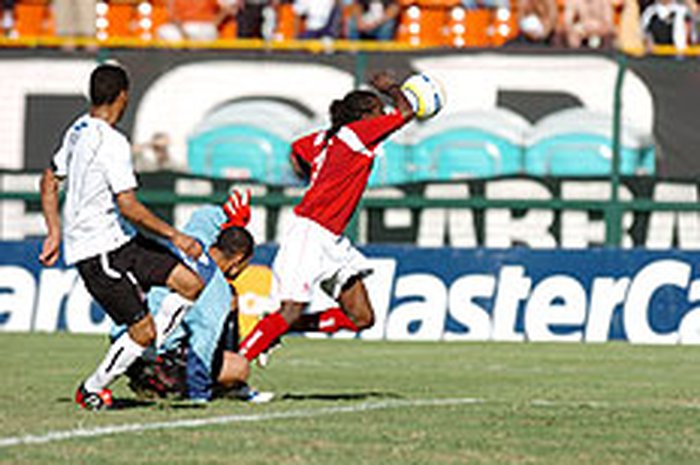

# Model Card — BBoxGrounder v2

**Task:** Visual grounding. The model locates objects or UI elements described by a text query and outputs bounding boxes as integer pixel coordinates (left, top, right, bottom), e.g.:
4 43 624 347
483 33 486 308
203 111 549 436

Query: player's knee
128 315 156 347
280 301 304 325
167 264 205 301
218 352 250 387
182 276 205 300
353 309 375 330
130 325 156 347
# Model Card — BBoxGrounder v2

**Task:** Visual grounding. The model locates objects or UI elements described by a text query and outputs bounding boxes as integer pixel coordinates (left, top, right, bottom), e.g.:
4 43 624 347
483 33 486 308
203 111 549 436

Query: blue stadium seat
188 125 290 183
368 142 412 187
187 99 315 184
411 128 522 181
525 109 656 176
524 134 641 176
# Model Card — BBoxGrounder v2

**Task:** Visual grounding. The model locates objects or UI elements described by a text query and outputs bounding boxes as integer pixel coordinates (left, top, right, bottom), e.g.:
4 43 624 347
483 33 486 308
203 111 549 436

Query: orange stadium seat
397 0 518 47
491 7 519 46
219 18 237 39
397 2 451 46
149 1 169 33
464 9 491 46
15 0 52 37
274 2 296 40
105 1 140 38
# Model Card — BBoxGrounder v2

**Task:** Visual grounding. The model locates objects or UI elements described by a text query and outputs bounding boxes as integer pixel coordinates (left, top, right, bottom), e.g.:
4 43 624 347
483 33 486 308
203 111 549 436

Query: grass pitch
1 333 700 465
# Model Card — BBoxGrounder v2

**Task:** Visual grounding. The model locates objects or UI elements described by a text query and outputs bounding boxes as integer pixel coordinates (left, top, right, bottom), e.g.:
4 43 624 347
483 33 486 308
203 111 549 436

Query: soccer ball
401 73 445 121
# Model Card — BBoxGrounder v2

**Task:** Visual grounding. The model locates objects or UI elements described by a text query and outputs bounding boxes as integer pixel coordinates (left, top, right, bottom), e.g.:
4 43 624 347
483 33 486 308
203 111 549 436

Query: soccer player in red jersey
238 71 414 362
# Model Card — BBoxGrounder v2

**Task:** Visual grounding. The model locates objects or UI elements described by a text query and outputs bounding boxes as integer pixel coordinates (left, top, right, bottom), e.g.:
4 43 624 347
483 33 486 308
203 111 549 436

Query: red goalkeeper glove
221 189 251 229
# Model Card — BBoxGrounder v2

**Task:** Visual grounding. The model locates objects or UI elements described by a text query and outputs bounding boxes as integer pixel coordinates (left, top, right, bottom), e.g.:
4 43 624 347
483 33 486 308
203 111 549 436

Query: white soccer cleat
225 383 275 403
246 390 275 404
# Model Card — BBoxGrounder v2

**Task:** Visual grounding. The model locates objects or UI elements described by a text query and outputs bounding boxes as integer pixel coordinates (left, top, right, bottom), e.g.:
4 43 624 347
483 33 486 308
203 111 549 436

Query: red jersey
291 110 407 235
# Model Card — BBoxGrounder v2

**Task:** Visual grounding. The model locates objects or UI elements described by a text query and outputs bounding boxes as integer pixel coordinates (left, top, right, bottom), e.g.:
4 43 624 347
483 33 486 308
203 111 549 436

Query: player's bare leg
151 263 204 346
79 264 204 409
217 352 251 388
337 277 375 330
165 262 205 300
289 307 359 333
238 300 305 362
79 314 156 409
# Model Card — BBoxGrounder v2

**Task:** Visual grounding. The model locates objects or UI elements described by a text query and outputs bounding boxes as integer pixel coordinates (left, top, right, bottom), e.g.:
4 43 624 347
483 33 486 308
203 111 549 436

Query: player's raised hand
370 71 414 119
222 189 251 229
172 231 203 259
39 233 61 266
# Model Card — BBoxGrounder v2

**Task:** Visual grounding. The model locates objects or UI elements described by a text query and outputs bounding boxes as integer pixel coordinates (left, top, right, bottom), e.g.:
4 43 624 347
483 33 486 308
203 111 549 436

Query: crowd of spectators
153 0 403 42
0 0 697 52
513 0 698 50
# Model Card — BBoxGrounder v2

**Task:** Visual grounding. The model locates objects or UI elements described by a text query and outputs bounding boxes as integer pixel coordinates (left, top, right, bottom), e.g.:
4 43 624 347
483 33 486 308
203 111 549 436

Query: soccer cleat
75 383 113 411
221 383 275 403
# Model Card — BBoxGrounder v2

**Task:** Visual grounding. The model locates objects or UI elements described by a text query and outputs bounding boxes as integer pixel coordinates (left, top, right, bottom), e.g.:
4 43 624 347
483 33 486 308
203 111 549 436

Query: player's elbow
116 190 142 223
40 168 58 195
129 323 157 347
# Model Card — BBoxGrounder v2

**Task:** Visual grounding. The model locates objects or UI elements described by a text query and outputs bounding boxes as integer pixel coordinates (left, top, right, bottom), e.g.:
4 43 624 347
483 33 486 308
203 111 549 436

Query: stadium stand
185 103 656 185
409 109 527 180
187 99 313 184
2 0 697 54
524 108 655 176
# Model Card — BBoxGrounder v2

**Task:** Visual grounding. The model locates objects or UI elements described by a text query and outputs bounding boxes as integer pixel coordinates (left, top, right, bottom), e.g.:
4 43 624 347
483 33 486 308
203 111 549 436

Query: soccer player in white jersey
39 64 207 410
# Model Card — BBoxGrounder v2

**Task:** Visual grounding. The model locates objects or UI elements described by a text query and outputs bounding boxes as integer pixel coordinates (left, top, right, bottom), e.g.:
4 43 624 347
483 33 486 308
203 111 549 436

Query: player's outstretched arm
39 168 62 266
370 71 415 120
116 190 203 258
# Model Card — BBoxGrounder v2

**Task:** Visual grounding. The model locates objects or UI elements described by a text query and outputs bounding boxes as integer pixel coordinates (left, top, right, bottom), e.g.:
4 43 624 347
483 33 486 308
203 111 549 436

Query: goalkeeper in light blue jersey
113 191 272 402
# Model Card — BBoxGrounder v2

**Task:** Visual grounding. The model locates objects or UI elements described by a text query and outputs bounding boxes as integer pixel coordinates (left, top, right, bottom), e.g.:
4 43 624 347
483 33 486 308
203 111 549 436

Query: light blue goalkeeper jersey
114 205 232 400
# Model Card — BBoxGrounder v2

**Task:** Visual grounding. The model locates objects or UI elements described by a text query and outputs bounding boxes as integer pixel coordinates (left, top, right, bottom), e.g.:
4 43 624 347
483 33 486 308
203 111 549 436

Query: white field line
0 397 482 449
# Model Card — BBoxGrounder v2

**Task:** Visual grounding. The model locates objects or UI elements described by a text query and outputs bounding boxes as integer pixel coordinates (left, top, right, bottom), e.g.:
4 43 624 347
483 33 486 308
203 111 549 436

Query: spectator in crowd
293 0 342 38
133 132 176 172
617 0 645 51
54 0 95 39
346 0 400 41
460 0 510 9
561 0 616 47
2 0 15 38
233 0 277 38
515 0 559 44
640 0 693 50
158 0 237 41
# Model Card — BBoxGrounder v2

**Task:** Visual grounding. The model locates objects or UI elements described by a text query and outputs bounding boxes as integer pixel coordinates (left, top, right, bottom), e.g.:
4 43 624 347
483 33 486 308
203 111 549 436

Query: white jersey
293 0 336 30
52 114 138 265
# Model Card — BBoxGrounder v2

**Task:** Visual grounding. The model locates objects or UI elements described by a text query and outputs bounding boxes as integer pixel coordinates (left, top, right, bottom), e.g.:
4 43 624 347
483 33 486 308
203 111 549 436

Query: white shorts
272 214 372 304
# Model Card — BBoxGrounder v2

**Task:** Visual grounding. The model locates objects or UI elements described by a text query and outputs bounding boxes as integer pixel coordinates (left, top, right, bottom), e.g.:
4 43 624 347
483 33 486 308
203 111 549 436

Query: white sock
84 334 145 392
153 293 192 347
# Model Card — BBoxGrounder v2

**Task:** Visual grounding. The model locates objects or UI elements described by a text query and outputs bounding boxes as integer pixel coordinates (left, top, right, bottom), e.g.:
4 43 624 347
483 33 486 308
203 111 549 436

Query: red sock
239 313 290 362
318 307 359 333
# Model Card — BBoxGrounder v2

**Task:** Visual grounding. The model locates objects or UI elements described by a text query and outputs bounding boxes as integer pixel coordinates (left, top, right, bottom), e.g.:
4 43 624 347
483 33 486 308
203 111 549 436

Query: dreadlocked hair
326 90 381 140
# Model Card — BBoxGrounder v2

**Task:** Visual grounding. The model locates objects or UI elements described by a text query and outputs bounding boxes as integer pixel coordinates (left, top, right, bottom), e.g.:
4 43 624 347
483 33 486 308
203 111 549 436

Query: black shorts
76 234 181 326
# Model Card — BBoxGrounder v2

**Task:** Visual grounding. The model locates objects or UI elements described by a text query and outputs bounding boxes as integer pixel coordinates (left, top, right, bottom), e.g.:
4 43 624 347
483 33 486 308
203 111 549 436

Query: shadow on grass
279 391 402 402
57 397 208 411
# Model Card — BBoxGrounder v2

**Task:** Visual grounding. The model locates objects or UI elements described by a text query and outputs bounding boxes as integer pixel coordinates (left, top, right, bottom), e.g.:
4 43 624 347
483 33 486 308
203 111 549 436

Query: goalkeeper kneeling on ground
112 190 273 403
